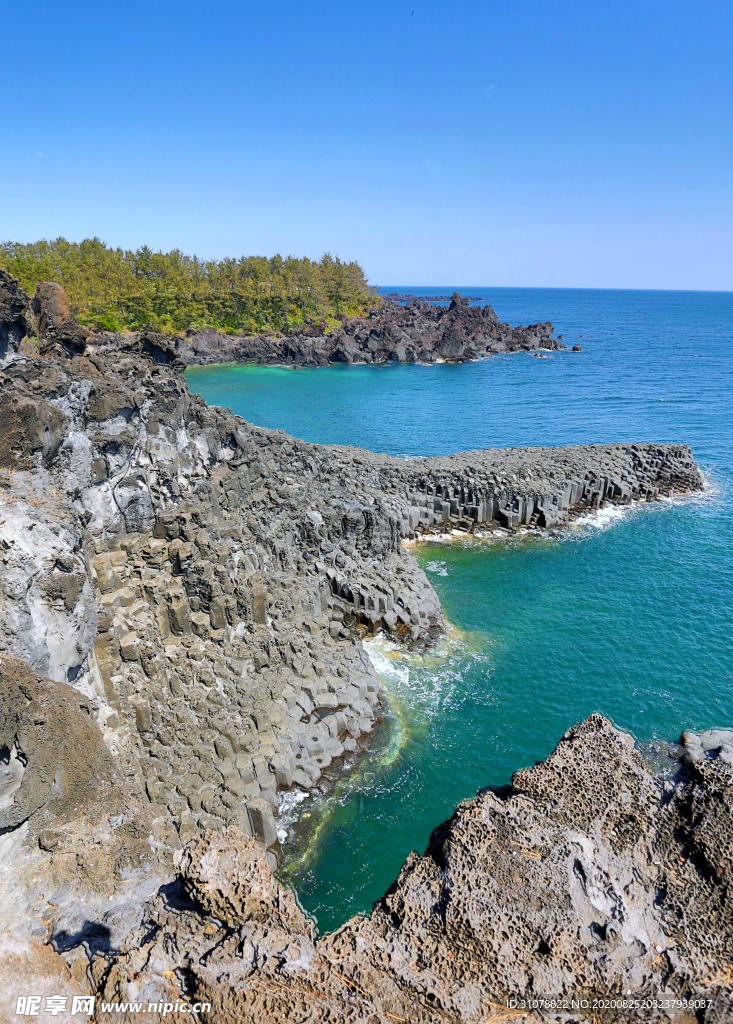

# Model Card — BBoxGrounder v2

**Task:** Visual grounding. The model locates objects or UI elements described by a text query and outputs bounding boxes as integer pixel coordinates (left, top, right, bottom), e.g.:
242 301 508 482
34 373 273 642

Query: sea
185 286 733 933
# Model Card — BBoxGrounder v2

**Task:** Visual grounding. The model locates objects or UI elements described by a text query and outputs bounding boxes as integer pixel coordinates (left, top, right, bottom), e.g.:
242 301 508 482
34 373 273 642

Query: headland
160 292 562 367
1 268 728 1020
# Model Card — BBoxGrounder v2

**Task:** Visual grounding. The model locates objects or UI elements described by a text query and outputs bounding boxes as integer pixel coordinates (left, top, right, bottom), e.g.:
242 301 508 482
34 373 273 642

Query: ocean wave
571 502 633 532
277 788 311 844
364 629 493 723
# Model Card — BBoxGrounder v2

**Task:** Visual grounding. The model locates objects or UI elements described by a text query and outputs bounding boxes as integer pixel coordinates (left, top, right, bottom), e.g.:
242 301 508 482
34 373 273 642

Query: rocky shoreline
89 715 733 1023
158 291 563 367
381 291 487 303
1 269 726 1020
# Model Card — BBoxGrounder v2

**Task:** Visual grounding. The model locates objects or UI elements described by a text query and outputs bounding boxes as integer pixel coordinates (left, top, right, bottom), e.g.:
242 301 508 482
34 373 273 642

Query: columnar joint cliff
0 270 719 1020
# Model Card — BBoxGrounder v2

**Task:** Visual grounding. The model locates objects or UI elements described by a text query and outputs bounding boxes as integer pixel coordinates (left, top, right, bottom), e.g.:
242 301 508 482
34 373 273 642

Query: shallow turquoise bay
186 287 733 932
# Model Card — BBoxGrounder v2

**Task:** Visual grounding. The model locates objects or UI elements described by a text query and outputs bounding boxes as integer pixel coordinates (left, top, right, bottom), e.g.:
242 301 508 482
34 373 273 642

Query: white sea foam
365 639 411 689
425 559 449 576
572 502 632 532
364 628 492 723
277 788 311 843
571 471 721 535
661 468 723 505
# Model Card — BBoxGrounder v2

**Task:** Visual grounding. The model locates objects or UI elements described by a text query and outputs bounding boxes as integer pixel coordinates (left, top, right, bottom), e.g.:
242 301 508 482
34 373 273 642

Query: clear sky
3 0 731 289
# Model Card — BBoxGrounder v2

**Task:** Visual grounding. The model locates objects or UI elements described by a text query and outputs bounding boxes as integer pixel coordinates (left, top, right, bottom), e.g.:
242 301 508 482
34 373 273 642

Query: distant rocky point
0 269 721 1018
381 291 486 303
170 291 565 367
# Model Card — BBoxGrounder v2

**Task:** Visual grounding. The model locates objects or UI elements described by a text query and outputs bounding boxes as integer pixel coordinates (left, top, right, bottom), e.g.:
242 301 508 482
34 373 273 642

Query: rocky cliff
88 716 733 1023
168 291 563 366
0 272 717 1020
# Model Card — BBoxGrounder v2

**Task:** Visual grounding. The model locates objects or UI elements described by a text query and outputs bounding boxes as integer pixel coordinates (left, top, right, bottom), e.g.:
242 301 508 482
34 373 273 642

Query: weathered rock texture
0 275 714 1020
0 268 30 361
89 716 733 1023
167 292 563 366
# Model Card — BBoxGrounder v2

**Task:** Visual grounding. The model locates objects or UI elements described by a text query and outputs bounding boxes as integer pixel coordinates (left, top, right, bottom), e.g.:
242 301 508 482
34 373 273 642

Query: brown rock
176 827 313 934
91 717 733 1023
0 654 119 829
0 388 68 468
31 281 70 337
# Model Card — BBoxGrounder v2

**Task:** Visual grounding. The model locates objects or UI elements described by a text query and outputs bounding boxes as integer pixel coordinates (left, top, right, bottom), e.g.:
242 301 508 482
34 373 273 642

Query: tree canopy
0 237 379 334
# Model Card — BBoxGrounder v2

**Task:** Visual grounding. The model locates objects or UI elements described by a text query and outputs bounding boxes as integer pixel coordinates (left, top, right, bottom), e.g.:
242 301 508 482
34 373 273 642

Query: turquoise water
186 287 733 933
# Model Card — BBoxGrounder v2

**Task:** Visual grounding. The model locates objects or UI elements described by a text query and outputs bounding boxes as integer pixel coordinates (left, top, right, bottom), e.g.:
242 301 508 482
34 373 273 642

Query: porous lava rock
90 716 733 1023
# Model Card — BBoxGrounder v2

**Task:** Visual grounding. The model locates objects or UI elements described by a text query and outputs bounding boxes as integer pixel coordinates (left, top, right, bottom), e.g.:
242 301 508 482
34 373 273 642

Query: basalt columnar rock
170 291 563 366
0 274 712 1018
89 716 733 1023
0 276 703 850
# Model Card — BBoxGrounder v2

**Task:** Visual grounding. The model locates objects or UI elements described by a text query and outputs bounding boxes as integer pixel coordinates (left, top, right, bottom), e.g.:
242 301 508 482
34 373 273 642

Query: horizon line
375 285 733 295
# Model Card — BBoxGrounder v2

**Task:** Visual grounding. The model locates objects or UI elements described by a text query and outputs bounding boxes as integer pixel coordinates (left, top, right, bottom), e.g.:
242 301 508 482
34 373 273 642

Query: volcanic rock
0 275 712 1018
0 268 30 361
90 716 733 1023
171 292 565 366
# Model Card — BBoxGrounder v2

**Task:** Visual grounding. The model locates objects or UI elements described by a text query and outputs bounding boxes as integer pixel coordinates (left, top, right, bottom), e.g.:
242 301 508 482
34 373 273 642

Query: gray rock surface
90 716 733 1023
0 279 713 1018
681 728 733 765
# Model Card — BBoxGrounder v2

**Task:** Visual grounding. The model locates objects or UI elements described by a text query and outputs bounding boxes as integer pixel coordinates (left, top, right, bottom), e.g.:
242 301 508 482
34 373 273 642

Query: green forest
0 237 379 335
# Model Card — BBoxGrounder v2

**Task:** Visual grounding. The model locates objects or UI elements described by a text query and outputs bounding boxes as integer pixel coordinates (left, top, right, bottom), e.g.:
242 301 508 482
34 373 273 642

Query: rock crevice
91 717 733 1022
0 276 718 1018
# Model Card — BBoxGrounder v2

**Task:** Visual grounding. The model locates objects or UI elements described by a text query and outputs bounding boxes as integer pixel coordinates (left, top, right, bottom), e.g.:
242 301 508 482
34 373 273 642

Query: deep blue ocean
186 287 733 932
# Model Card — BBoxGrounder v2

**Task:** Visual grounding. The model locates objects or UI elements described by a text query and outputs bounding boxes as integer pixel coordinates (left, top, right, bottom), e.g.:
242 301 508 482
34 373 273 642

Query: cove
186 286 733 932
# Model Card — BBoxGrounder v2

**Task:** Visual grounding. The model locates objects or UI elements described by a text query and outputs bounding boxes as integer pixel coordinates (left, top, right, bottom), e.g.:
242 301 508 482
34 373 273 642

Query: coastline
283 482 719 927
0 270 722 1014
128 290 567 369
183 341 569 373
401 478 715 551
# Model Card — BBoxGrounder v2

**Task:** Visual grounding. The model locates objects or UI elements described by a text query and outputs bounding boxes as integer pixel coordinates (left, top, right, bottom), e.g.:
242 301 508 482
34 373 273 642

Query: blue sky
2 0 731 289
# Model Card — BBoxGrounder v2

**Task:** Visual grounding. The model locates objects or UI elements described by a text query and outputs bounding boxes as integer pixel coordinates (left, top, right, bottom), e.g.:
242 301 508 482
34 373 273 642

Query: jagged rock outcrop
0 278 712 1019
167 291 563 366
89 716 733 1023
30 282 71 340
32 283 89 359
0 269 30 361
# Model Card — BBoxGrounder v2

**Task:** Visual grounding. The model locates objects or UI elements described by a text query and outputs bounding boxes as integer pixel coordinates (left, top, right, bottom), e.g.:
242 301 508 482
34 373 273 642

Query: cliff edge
0 272 717 1021
91 715 733 1023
